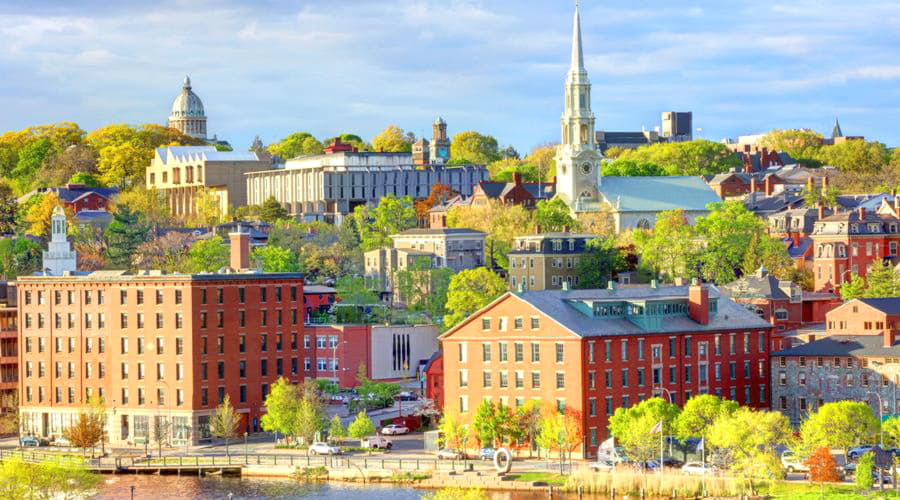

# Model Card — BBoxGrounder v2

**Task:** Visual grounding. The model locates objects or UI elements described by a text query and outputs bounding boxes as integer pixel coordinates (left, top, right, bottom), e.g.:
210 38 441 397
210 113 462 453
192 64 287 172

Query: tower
431 117 451 165
42 206 77 276
554 3 602 211
832 118 843 139
168 75 207 140
412 137 430 166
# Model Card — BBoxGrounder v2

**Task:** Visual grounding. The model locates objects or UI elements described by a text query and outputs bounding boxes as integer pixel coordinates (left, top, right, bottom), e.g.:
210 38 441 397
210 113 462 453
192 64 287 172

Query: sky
2 0 900 153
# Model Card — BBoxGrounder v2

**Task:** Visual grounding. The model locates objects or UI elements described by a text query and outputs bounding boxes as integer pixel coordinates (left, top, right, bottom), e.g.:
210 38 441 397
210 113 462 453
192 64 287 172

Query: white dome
170 75 205 118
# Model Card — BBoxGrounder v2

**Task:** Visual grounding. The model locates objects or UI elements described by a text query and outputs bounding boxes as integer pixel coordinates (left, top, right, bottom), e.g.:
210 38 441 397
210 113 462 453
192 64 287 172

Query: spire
832 117 843 138
183 75 191 89
570 1 585 74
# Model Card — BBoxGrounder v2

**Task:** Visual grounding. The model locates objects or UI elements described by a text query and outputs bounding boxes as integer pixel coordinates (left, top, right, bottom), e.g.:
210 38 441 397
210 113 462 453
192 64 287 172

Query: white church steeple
42 206 77 275
554 2 602 211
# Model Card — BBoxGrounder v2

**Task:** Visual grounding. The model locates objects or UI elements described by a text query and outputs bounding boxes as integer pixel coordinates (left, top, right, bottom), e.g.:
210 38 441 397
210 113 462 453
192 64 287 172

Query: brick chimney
818 204 825 220
750 177 757 193
884 331 894 348
229 226 251 271
512 172 522 186
688 279 710 325
822 175 829 190
859 207 867 219
806 177 814 191
765 176 774 195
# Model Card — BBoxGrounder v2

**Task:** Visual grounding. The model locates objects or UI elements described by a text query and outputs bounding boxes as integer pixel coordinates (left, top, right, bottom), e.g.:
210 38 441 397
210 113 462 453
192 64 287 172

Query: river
95 475 563 499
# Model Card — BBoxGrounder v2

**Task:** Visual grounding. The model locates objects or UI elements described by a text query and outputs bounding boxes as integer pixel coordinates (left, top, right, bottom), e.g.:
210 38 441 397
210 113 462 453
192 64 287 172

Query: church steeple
832 117 843 139
570 2 585 75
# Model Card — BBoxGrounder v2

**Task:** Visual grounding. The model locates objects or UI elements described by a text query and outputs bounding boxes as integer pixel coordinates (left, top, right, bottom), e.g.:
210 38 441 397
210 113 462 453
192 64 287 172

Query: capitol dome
168 75 208 139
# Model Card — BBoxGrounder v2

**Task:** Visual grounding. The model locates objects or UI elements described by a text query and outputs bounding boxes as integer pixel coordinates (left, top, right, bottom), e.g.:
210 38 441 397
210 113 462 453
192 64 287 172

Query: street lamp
869 392 885 447
332 339 348 385
652 387 674 474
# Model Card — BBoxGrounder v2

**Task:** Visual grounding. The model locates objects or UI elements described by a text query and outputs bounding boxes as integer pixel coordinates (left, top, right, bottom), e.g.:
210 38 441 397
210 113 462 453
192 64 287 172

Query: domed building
168 76 207 139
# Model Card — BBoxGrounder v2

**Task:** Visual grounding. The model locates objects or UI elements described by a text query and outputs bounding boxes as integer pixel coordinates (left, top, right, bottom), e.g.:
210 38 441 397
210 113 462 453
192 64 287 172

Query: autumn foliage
804 447 840 483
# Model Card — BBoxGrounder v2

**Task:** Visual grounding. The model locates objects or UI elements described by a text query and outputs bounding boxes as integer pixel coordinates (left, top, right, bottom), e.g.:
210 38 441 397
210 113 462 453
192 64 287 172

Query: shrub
855 452 874 490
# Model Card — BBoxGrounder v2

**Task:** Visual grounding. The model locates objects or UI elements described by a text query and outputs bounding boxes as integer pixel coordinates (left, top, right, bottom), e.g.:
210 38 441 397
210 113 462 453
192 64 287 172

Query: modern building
168 76 207 140
0 283 17 410
771 298 900 425
244 143 488 224
507 232 598 291
18 228 308 445
305 324 439 386
146 146 271 218
595 130 660 153
412 118 451 166
551 5 721 231
439 280 774 457
661 112 693 142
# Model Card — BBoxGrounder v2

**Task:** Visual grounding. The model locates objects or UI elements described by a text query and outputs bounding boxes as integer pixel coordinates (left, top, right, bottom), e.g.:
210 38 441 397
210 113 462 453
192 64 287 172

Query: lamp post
870 392 885 447
332 339 347 386
244 431 248 464
653 387 674 474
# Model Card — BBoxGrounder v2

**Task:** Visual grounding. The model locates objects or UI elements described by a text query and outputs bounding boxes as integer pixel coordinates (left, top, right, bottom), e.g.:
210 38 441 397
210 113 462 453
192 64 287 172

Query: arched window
636 219 651 230
580 124 589 144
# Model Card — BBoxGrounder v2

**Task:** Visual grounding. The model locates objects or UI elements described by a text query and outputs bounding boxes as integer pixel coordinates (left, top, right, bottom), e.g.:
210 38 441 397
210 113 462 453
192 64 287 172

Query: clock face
581 162 593 175
438 147 448 158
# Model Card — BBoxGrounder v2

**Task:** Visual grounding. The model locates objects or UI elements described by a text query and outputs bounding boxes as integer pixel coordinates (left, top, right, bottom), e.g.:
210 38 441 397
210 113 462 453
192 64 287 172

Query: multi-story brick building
467 173 555 209
771 297 900 425
439 281 773 457
0 283 17 409
810 206 900 292
17 230 307 445
506 232 597 291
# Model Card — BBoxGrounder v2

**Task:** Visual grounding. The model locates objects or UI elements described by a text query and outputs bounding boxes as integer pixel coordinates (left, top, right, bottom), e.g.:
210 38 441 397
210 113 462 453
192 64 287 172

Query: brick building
0 283 17 409
771 298 900 425
303 285 336 321
506 232 598 291
19 184 119 215
467 174 555 209
17 231 307 446
439 281 773 457
424 351 444 409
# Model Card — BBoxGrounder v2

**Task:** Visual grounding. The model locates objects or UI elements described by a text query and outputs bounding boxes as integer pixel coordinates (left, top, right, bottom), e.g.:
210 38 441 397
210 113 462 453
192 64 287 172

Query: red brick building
810 206 900 292
0 283 17 410
424 352 444 409
17 232 307 445
439 281 773 457
303 285 336 321
23 184 119 213
467 174 555 209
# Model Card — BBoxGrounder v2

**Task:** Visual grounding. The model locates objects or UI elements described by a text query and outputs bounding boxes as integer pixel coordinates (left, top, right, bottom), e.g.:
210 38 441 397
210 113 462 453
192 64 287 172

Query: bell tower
554 2 602 211
431 117 450 165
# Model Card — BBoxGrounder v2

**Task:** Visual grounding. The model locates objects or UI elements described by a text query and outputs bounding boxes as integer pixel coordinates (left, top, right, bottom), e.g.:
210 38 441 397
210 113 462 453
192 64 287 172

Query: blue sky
2 0 900 153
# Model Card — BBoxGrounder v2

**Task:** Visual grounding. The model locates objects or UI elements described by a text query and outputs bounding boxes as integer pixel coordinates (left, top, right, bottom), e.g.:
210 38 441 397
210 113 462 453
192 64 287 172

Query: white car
848 445 875 460
436 449 462 460
382 424 410 435
361 436 393 449
308 442 340 455
781 451 809 473
52 437 72 447
682 462 715 475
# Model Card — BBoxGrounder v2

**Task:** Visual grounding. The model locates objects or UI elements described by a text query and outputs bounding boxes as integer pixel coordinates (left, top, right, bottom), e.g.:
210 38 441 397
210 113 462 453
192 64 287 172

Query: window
459 396 469 413
514 342 524 362
481 318 490 330
514 317 523 330
515 370 524 388
482 371 492 388
499 371 509 388
499 343 508 362
482 343 491 362
637 368 645 386
621 368 629 387
556 372 565 389
621 339 628 361
176 337 184 355
531 371 541 388
218 361 225 379
459 369 468 388
156 337 164 355
555 343 564 363
531 317 540 329
531 343 540 362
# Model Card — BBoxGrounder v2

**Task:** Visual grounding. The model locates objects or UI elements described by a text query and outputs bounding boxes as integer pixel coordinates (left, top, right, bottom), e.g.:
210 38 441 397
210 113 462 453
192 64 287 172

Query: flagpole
701 436 706 496
659 419 664 475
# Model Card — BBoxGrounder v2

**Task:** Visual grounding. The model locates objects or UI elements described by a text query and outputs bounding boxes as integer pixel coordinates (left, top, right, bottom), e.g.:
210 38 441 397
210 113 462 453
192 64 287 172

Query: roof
857 298 900 315
510 285 771 337
74 210 113 222
514 232 598 240
304 285 336 294
392 228 485 237
722 267 791 301
155 146 264 164
745 191 804 214
599 131 652 145
774 335 898 357
19 269 304 283
597 176 721 212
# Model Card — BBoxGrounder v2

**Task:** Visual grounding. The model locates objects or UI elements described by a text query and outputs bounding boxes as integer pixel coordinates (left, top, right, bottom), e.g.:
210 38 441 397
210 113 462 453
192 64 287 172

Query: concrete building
0 283 17 409
661 112 692 142
244 145 488 224
439 281 773 457
18 230 307 446
146 146 271 219
771 298 900 425
507 232 597 291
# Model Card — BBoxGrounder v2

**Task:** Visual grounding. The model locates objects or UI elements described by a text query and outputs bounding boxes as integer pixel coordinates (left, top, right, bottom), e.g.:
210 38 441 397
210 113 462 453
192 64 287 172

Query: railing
0 448 477 472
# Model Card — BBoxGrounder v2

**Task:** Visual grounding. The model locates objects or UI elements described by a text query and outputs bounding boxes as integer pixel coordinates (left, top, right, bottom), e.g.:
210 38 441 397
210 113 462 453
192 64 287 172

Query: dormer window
850 224 858 233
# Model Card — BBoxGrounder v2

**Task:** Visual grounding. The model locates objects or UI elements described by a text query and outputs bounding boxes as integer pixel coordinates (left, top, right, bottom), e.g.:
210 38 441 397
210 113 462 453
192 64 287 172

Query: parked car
848 445 875 460
436 449 462 460
19 436 42 447
52 437 72 447
478 448 496 461
781 451 810 473
682 462 716 475
361 435 393 449
308 442 340 455
382 424 410 435
394 392 418 402
590 458 616 472
329 395 345 405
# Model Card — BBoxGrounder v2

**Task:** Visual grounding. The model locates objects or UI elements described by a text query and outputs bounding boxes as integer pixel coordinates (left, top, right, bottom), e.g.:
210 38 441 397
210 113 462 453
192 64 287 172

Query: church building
554 5 721 233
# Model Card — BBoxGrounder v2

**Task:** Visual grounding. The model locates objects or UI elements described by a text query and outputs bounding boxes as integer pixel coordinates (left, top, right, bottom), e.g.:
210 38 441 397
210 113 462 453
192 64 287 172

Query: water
95 475 560 499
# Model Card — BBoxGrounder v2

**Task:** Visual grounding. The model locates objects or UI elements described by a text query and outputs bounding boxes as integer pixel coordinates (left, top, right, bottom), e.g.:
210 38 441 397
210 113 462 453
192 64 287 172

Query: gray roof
598 176 721 212
722 268 790 300
857 298 900 315
774 335 898 357
514 232 598 240
155 146 265 164
304 285 336 294
512 285 771 337
393 228 485 236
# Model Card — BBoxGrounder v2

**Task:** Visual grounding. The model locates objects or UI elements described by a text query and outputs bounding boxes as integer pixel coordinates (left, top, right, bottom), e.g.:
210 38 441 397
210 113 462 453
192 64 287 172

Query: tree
39 144 99 187
759 129 824 166
0 237 42 278
438 412 470 453
328 415 346 443
188 187 225 227
819 139 890 174
249 136 266 153
801 185 839 210
113 186 171 229
63 404 105 455
446 200 534 269
11 138 53 194
185 236 229 273
152 416 171 457
450 131 500 164
414 183 458 220
841 273 868 300
371 125 412 153
335 275 379 305
708 408 792 488
253 245 300 272
694 201 775 284
609 397 680 465
525 144 557 182
24 193 75 239
443 267 507 328
259 196 289 223
805 447 841 484
602 158 666 177
353 194 417 251
394 258 453 320
574 237 626 289
739 231 795 280
674 394 738 441
632 209 698 281
535 198 577 232
615 140 740 176
0 457 101 500
267 132 322 159
473 400 500 447
800 401 879 459
0 183 15 235
841 262 900 300
882 417 900 448
856 451 875 490
514 400 543 456
295 396 327 445
348 411 376 446
97 141 152 187
260 377 300 441
131 232 194 273
208 394 240 457
536 406 584 473
104 205 149 268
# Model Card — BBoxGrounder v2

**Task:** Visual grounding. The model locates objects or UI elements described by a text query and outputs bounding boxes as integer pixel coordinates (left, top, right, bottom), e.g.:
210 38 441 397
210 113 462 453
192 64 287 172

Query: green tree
0 457 101 500
113 186 172 229
801 185 839 209
252 245 300 272
394 258 454 320
674 394 738 441
0 237 42 278
759 129 825 166
739 231 795 279
104 204 149 268
602 158 666 177
615 140 740 176
295 396 327 445
328 415 346 443
259 196 289 223
335 275 379 304
446 200 534 269
856 451 875 490
443 267 507 328
209 394 241 457
371 125 412 153
0 183 17 235
24 193 74 239
267 132 322 159
840 273 868 300
260 377 300 440
608 397 680 464
536 406 584 473
535 198 577 232
472 400 501 447
184 236 229 273
865 261 900 297
11 137 53 194
820 139 890 174
574 237 626 289
632 209 699 281
882 417 900 448
525 144 557 182
347 411 376 446
694 201 776 284
800 401 879 459
450 131 500 164
438 412 470 453
97 141 151 187
708 408 792 489
249 136 265 153
353 194 417 250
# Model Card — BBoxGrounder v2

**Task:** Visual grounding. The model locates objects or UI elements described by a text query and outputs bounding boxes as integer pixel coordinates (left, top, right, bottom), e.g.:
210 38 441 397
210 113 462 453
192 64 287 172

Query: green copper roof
598 176 721 212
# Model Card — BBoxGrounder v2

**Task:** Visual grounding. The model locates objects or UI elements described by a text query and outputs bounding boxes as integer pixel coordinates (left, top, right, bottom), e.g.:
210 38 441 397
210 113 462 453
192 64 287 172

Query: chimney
884 331 894 348
607 280 616 290
822 176 829 190
750 177 757 193
806 177 814 190
818 204 825 220
765 176 773 196
792 232 800 247
512 172 522 186
673 277 686 286
807 334 816 343
744 144 751 153
229 226 251 271
859 207 866 219
688 279 710 325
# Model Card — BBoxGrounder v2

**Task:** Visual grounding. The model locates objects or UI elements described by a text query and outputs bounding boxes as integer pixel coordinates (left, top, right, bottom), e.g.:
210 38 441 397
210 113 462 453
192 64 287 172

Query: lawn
765 482 900 499
508 472 567 486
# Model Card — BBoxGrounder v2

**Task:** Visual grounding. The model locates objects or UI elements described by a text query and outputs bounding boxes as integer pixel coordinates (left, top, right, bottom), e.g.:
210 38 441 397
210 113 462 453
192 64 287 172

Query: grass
764 482 900 499
295 466 329 481
387 471 431 483
509 472 567 486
